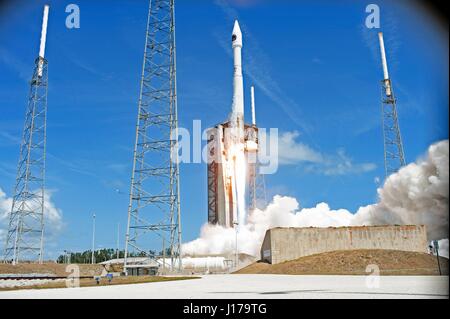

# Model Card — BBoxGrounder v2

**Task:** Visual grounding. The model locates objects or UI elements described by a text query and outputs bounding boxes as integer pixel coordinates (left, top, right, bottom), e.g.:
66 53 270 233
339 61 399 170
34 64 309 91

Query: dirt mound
235 249 449 275
0 263 105 277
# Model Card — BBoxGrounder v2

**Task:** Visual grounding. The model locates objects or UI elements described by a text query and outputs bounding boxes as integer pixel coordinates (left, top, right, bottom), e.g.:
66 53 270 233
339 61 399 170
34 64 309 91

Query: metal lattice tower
248 159 267 212
3 6 49 264
378 32 406 177
381 81 406 176
124 0 181 273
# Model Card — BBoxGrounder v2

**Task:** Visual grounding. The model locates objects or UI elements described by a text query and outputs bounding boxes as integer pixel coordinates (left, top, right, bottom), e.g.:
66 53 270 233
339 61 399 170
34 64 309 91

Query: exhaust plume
183 140 449 258
352 139 449 240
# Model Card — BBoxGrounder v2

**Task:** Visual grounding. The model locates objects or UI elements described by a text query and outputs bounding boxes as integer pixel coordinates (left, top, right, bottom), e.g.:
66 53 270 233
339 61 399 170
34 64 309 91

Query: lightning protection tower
124 0 182 273
3 5 50 264
378 32 406 177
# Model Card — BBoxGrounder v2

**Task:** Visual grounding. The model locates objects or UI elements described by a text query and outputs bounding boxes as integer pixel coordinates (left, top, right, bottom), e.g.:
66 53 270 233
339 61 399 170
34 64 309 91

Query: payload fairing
207 21 259 228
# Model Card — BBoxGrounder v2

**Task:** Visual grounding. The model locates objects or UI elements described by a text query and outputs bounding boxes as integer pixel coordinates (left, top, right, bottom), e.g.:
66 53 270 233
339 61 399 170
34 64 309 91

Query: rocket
229 20 247 226
230 20 245 142
206 20 253 228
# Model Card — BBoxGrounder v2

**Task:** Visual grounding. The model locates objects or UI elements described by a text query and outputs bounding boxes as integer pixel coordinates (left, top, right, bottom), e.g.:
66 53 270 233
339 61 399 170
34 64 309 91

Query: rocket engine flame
185 140 449 259
225 125 247 226
234 147 247 226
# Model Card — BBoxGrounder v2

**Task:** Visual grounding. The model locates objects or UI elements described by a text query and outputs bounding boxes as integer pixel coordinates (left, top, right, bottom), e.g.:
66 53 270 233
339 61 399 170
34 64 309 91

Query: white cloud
260 130 323 165
319 148 377 176
0 187 64 255
260 129 376 176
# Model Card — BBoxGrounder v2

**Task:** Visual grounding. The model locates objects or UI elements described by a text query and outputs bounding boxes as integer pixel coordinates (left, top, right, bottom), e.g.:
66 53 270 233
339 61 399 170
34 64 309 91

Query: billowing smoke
183 140 449 258
352 140 449 240
182 195 355 257
436 239 449 259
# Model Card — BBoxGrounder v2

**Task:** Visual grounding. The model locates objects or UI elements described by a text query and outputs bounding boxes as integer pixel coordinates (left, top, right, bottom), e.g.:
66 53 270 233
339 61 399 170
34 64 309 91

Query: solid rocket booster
38 5 49 77
250 86 256 126
231 20 244 131
378 32 392 96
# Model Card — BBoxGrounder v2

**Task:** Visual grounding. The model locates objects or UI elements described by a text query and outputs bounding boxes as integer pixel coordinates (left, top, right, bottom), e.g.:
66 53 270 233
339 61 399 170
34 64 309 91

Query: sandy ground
0 274 448 299
236 250 449 275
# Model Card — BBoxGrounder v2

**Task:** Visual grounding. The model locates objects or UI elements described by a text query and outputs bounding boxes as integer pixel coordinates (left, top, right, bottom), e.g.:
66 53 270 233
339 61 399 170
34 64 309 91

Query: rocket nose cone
232 20 241 35
232 20 242 48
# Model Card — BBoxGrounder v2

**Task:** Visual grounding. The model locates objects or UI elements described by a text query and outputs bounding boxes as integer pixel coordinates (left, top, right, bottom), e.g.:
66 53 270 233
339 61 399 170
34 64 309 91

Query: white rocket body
378 32 392 97
250 86 256 126
38 5 49 77
246 86 258 152
230 20 245 142
227 20 246 226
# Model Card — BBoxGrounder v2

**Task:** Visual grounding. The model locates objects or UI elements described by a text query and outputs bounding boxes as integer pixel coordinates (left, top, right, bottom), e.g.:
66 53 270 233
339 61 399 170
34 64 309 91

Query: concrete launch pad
0 274 447 299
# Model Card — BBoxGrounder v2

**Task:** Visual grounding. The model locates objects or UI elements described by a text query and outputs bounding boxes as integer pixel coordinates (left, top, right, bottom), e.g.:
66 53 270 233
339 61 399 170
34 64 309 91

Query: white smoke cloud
183 195 356 257
0 187 64 247
183 140 449 258
259 130 377 175
352 139 449 241
437 239 449 259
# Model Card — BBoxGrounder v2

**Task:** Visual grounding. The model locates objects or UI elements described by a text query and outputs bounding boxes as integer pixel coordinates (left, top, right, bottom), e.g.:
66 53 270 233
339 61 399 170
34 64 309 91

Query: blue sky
0 0 448 259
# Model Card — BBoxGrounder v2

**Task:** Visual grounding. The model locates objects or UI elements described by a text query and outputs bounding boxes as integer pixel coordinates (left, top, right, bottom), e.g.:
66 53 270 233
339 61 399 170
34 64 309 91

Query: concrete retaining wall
260 225 428 264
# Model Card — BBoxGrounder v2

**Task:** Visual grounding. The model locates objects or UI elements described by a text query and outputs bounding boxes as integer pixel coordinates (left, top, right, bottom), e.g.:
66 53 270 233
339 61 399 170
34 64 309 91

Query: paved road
0 275 448 299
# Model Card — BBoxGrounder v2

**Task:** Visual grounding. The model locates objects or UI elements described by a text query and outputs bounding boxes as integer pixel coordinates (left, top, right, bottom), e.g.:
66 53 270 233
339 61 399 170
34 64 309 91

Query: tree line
56 248 174 264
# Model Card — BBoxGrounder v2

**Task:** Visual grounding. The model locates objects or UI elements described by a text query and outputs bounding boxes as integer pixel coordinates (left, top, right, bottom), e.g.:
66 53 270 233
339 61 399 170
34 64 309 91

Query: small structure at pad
101 254 256 275
261 225 428 264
